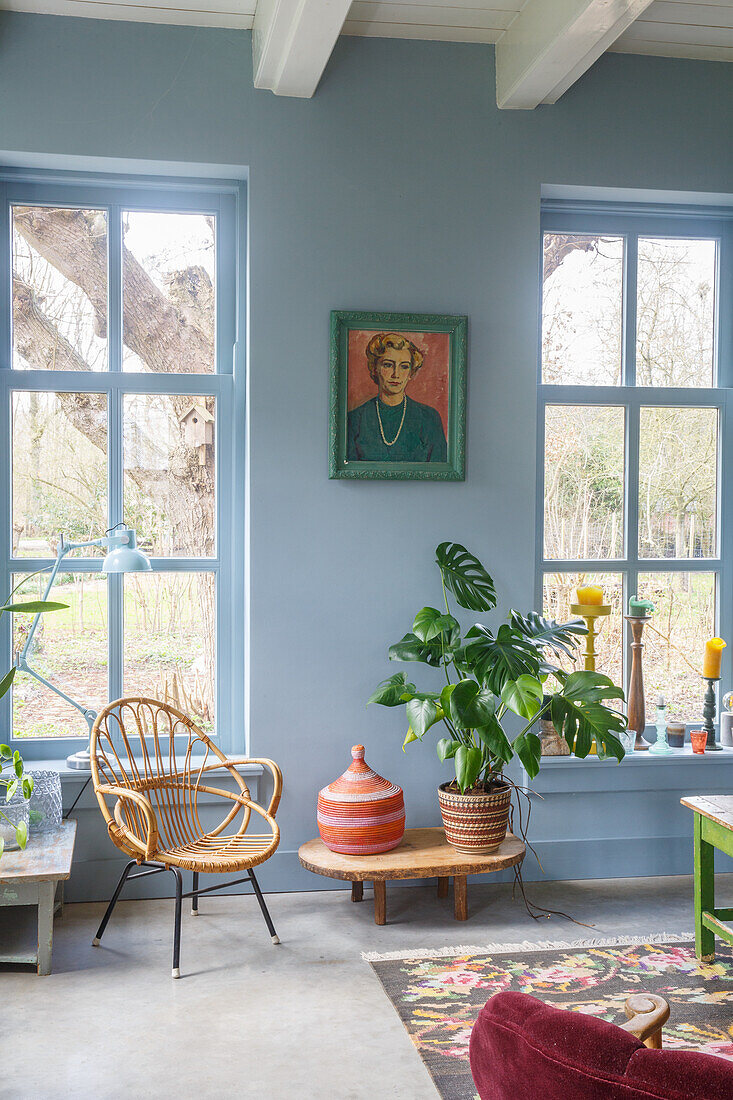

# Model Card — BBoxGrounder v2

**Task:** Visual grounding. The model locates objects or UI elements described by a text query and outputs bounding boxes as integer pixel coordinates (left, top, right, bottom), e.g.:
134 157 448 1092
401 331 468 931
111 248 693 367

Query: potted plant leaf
0 583 67 857
368 543 627 854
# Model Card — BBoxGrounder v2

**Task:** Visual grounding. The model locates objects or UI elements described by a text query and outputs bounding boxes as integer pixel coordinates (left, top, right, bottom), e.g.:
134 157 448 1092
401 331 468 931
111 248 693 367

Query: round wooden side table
298 827 525 924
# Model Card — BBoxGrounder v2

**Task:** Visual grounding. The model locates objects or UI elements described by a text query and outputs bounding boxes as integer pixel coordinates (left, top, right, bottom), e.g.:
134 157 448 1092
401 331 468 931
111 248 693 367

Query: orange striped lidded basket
317 745 405 855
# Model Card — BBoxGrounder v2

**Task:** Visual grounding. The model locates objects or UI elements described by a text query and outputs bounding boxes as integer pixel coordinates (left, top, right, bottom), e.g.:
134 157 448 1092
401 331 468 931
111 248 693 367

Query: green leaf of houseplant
367 672 416 707
501 674 544 720
22 776 34 800
388 632 442 667
6 778 18 801
0 667 15 702
0 744 11 759
15 820 27 850
508 610 587 661
402 728 418 750
405 694 442 738
0 600 68 615
550 671 626 760
454 745 483 793
476 715 514 764
435 543 497 612
436 737 461 761
462 624 541 696
449 678 497 729
513 732 543 779
0 836 4 858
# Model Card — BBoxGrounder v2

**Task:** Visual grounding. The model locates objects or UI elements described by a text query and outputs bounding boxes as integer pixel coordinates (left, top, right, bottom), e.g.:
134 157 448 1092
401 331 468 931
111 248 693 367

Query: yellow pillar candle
703 637 726 679
576 585 603 606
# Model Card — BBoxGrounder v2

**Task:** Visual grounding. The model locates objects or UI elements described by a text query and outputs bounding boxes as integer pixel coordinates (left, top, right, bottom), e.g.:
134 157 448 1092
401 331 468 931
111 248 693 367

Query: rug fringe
362 931 693 963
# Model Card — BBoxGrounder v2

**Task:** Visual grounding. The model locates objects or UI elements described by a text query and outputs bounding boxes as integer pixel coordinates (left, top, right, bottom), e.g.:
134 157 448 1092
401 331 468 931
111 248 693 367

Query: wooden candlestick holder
570 603 611 672
624 614 652 752
702 677 723 751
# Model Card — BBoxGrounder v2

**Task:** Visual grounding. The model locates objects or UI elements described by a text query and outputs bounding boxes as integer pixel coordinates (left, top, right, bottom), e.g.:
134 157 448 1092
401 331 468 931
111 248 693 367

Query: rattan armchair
90 697 282 977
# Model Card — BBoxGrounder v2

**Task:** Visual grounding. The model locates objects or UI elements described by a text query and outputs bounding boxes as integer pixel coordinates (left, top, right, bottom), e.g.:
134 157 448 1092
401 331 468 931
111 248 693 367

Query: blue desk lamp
15 525 151 771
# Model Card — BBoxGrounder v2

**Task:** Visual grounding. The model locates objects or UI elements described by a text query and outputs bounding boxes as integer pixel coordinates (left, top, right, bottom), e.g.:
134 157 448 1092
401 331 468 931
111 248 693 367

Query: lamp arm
14 656 97 733
18 535 106 662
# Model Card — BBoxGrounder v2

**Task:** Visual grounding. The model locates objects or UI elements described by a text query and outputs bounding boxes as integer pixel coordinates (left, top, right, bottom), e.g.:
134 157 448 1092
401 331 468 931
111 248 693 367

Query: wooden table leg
454 875 468 921
694 813 716 961
373 880 386 925
37 881 55 976
437 876 449 898
351 881 363 903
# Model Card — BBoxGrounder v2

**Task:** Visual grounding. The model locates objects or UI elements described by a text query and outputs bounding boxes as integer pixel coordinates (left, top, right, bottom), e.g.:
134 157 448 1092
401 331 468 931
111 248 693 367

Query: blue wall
1 14 732 896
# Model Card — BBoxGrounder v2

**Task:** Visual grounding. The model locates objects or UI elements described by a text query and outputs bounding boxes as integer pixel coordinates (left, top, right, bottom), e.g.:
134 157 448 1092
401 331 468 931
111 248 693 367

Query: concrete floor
5 874 726 1100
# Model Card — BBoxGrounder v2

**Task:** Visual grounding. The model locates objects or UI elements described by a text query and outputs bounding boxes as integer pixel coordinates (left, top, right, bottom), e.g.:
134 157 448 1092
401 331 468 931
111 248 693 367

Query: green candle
629 595 654 617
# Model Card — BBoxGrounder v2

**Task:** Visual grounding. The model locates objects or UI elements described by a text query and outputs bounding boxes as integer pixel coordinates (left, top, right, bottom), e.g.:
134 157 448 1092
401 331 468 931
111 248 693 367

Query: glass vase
28 770 63 833
0 786 30 852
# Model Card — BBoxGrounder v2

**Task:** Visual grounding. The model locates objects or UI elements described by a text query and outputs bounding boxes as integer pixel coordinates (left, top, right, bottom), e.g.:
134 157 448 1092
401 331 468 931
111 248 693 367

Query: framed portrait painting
329 310 467 480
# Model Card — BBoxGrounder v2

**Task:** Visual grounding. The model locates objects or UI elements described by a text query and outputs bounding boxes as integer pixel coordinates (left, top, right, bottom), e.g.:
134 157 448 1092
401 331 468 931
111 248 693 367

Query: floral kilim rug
365 935 733 1100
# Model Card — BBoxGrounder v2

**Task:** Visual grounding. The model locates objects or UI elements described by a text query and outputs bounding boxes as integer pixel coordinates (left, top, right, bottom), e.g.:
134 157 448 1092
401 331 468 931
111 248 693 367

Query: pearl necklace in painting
375 396 407 447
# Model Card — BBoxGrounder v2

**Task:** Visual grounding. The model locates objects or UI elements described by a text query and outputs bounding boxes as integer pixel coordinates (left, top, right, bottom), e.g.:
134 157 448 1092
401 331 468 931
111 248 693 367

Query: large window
0 173 242 758
538 205 733 727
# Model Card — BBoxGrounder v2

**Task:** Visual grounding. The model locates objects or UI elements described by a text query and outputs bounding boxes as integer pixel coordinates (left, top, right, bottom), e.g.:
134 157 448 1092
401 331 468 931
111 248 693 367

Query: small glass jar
0 785 30 852
28 770 62 833
620 730 636 754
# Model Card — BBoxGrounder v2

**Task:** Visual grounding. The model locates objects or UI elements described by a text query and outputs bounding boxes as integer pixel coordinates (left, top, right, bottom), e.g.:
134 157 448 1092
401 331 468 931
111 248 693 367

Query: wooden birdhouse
179 403 214 464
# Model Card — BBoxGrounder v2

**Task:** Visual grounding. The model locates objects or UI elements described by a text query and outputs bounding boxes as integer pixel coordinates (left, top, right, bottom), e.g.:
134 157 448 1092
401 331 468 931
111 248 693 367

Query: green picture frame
329 310 467 480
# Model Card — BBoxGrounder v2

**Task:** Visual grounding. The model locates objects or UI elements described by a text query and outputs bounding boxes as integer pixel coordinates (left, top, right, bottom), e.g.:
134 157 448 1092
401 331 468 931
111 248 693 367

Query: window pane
637 238 716 387
541 233 623 385
544 405 624 560
122 212 216 374
12 391 108 558
639 407 717 559
637 572 715 724
543 572 624 689
123 573 215 733
12 206 108 371
123 394 215 557
11 572 108 739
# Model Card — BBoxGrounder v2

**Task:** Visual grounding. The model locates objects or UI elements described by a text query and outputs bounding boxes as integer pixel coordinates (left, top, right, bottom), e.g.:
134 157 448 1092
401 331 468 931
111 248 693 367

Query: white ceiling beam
253 0 352 97
495 0 656 109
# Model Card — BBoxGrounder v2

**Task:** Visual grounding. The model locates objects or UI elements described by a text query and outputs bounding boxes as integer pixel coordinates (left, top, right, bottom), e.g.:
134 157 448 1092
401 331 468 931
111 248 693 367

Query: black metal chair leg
191 871 199 915
92 859 136 947
248 868 280 945
171 868 184 978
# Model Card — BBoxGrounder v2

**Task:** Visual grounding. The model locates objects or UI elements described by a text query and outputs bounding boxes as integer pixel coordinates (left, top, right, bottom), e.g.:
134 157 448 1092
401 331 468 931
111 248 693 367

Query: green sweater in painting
347 396 447 463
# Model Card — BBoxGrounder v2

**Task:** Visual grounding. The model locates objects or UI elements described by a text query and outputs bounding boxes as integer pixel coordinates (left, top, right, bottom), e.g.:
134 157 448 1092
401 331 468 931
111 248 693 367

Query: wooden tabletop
299 827 525 881
0 820 77 884
681 795 733 831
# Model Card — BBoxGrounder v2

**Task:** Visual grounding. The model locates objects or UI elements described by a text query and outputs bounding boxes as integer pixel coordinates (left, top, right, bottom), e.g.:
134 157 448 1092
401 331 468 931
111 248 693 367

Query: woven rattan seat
90 697 282 976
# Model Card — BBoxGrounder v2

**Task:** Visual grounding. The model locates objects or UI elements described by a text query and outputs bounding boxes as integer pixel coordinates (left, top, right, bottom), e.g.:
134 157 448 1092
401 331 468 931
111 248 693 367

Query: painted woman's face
376 347 413 400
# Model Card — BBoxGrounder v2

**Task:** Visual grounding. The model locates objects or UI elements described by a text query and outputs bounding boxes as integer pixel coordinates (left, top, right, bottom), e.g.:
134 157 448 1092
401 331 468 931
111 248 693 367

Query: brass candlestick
570 603 611 672
624 614 652 752
702 677 722 751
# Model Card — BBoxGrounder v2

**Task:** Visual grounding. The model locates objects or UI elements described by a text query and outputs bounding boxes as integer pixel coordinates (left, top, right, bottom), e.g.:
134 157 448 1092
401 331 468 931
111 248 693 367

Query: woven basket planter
437 782 511 854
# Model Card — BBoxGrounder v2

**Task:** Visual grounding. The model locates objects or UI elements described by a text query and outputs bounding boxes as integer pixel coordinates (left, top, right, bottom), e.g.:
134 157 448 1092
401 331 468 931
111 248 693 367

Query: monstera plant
368 543 627 854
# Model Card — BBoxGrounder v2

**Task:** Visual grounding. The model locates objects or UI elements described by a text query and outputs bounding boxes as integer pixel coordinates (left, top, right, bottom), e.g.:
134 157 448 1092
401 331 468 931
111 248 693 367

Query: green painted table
0 821 76 975
681 795 733 962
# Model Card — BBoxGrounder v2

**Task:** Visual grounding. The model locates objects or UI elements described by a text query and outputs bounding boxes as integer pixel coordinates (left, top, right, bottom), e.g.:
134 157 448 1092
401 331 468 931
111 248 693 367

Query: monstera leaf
501 674 543 720
460 624 541 696
550 671 626 760
448 679 496 730
389 632 443 667
367 672 416 707
508 610 587 660
406 693 443 738
454 745 483 792
513 732 543 778
435 543 497 612
0 600 67 616
0 667 15 702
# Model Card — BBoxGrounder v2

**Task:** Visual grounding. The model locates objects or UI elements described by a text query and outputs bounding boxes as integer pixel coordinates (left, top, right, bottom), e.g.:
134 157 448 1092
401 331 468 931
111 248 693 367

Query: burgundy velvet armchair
470 991 733 1100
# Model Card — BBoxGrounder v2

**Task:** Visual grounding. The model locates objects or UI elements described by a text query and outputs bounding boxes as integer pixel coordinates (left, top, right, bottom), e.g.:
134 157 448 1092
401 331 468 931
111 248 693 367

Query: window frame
536 203 733 724
0 169 245 759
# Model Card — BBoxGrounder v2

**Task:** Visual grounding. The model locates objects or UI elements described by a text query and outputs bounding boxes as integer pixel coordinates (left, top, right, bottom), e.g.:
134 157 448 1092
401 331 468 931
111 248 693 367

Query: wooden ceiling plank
342 19 502 39
253 0 352 97
495 0 657 109
347 2 514 29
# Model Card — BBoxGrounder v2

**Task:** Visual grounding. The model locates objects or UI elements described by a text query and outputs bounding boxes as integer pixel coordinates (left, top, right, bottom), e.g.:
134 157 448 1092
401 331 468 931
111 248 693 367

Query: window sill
533 746 733 766
27 756 264 784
